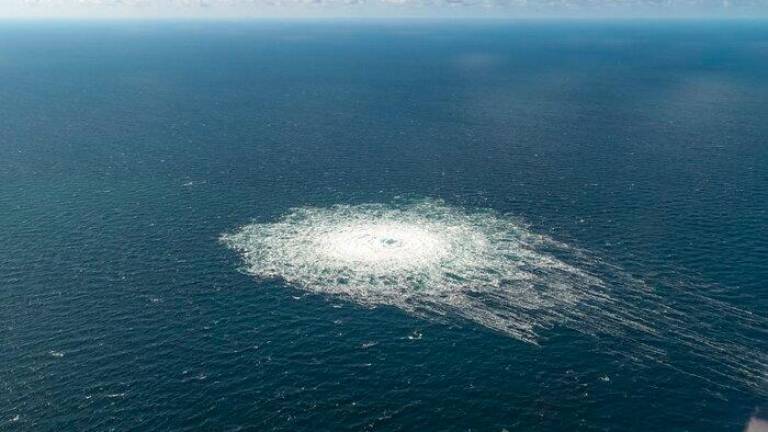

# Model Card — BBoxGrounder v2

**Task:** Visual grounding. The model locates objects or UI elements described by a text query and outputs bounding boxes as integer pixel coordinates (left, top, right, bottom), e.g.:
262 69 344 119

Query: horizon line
1 14 767 21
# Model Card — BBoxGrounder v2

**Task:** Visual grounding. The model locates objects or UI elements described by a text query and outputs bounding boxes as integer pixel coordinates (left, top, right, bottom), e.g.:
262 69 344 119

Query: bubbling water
222 198 768 391
221 199 603 342
317 221 453 269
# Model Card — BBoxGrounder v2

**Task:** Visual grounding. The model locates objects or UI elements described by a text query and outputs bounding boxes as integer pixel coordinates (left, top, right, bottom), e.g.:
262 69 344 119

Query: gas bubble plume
222 199 768 392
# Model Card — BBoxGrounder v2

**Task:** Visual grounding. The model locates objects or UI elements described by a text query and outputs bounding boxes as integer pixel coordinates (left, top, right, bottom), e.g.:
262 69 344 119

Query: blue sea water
1 20 767 431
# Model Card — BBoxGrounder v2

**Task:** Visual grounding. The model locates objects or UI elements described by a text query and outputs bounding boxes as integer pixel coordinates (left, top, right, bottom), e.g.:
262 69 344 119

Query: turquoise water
1 21 767 431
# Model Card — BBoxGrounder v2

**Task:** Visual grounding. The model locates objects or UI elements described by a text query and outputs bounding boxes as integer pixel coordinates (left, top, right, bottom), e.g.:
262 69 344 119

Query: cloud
1 0 766 17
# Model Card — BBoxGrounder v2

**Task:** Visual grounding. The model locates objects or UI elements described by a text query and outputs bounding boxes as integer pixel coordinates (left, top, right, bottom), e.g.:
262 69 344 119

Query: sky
0 0 766 18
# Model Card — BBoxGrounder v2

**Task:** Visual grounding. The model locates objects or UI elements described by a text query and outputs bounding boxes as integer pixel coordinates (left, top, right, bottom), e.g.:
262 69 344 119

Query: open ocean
1 21 767 431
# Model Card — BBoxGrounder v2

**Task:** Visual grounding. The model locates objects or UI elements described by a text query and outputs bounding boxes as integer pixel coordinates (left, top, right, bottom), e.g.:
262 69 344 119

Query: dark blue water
1 21 767 431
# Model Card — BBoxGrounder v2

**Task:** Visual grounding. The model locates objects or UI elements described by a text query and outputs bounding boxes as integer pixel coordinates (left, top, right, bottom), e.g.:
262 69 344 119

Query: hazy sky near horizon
1 0 766 18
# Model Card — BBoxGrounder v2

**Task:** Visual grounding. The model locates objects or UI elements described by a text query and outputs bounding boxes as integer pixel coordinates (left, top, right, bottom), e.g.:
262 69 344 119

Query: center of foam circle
317 222 450 269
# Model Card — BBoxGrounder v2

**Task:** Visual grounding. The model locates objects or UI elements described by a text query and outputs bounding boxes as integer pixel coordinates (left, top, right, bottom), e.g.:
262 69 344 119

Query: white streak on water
222 198 767 393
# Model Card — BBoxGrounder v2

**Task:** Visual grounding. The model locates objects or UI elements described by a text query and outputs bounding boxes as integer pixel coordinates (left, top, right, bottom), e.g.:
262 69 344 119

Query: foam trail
221 198 767 393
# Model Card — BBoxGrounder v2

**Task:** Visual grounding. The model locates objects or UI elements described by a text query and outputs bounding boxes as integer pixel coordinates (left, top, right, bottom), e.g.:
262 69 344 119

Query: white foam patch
222 198 768 392
222 199 604 342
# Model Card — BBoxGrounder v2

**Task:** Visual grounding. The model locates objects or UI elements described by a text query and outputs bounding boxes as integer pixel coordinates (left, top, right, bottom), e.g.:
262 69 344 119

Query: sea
1 20 767 431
